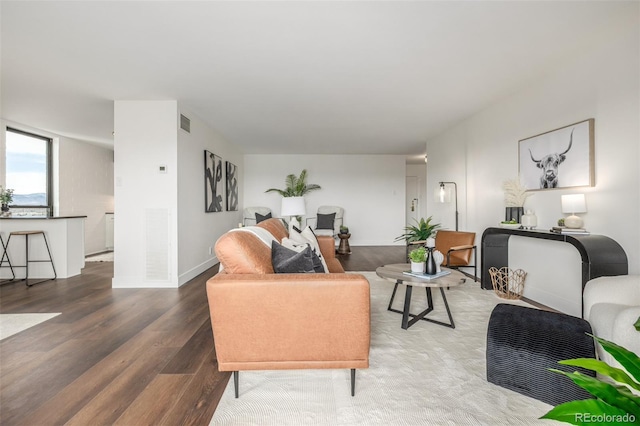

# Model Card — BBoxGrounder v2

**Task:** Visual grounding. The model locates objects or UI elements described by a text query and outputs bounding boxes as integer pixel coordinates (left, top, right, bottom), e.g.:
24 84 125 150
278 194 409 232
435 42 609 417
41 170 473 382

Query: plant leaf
549 369 640 418
593 335 640 383
264 188 286 196
635 316 640 332
559 358 640 392
541 399 629 425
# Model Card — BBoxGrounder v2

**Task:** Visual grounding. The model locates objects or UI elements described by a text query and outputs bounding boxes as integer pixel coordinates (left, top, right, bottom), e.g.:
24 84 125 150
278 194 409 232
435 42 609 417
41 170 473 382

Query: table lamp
561 194 586 229
281 196 306 230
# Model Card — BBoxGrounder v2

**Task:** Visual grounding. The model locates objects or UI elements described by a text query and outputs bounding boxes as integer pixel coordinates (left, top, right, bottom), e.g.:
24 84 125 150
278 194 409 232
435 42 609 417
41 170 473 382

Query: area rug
210 272 559 426
0 313 61 340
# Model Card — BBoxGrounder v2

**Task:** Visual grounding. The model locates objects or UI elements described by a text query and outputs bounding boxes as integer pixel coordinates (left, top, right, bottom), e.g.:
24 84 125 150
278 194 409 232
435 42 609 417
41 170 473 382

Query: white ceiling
0 1 632 158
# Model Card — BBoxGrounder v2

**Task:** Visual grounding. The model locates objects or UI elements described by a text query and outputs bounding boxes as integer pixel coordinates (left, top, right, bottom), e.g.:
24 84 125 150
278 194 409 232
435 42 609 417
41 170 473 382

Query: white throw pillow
288 227 329 272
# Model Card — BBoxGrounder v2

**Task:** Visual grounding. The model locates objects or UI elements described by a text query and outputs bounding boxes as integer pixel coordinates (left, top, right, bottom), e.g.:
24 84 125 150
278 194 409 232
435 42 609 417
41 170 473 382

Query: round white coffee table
376 263 466 329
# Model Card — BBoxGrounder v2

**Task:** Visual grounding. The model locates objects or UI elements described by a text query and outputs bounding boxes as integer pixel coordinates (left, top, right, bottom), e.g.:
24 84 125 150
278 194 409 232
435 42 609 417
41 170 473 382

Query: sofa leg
350 369 356 396
233 371 239 398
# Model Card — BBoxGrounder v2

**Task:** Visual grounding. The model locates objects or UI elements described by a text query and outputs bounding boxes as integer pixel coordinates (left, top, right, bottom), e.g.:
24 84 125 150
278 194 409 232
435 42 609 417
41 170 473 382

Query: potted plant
0 186 14 212
408 246 427 273
265 169 321 197
395 216 441 244
502 178 532 224
340 225 349 234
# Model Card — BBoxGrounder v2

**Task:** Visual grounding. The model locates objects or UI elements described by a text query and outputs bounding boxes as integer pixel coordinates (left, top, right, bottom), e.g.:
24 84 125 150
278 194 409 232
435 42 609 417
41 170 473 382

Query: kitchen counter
0 215 87 220
0 216 86 279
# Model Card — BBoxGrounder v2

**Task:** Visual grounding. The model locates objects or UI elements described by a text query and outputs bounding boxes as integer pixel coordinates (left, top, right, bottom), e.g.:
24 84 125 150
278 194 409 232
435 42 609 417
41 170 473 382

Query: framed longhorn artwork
518 119 595 191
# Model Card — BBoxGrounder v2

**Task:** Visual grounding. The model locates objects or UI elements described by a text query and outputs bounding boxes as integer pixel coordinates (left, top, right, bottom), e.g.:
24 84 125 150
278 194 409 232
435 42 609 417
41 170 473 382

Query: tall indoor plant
265 169 321 197
265 170 321 227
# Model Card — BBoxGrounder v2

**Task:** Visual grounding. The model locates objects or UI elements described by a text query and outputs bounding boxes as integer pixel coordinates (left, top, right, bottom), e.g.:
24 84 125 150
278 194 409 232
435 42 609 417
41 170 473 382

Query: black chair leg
350 369 356 396
233 371 239 398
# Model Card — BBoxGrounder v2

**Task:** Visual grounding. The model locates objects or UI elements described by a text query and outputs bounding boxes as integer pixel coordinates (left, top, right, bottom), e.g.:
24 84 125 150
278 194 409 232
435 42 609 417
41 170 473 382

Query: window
5 128 52 211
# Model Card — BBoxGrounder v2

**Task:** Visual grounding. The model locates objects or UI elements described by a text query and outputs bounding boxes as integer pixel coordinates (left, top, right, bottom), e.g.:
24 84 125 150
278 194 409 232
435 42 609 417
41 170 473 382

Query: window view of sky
6 130 47 205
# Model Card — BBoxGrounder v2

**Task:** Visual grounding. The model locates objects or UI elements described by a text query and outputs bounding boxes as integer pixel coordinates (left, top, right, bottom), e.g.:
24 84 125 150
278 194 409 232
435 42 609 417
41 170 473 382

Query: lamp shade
561 194 586 214
281 196 306 217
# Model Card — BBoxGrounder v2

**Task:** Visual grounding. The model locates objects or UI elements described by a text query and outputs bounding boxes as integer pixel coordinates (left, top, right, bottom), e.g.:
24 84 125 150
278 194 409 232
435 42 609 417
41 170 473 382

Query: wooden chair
435 230 477 282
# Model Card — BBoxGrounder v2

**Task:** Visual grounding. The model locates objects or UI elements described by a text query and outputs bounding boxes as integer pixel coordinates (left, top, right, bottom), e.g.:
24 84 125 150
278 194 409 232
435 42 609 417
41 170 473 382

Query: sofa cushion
256 217 289 242
272 241 316 273
215 227 276 274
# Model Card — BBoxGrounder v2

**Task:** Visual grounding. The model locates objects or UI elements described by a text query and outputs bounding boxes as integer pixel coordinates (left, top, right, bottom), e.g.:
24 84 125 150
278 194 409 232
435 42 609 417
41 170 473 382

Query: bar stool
0 234 16 284
6 230 57 287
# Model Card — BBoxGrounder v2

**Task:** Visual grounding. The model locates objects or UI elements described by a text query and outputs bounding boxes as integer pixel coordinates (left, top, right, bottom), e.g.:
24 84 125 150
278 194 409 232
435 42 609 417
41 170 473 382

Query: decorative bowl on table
499 222 521 229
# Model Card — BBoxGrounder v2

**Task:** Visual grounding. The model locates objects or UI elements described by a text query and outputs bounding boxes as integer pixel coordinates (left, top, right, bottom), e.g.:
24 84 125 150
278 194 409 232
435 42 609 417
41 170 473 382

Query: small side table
337 233 351 255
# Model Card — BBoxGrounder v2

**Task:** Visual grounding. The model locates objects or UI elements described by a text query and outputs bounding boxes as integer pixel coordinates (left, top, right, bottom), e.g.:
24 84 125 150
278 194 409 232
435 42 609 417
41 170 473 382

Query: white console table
0 216 87 279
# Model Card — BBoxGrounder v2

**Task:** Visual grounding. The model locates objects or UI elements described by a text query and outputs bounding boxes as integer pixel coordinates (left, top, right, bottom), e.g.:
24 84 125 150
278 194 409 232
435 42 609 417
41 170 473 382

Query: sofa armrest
448 244 474 252
317 235 337 260
583 275 640 320
206 273 370 371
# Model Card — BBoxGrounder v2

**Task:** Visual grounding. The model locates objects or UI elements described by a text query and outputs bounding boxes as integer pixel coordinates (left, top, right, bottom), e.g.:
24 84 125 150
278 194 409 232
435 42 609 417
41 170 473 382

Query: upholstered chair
306 206 344 238
434 230 477 281
242 207 272 226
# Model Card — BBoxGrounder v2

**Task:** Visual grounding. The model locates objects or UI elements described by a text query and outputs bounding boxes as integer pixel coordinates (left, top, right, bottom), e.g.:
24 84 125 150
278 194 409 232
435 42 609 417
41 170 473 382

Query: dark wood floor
0 245 405 426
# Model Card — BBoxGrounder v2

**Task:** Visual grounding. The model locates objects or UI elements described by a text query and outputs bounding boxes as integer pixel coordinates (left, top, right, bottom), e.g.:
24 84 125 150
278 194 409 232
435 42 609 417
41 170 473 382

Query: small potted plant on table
408 247 427 273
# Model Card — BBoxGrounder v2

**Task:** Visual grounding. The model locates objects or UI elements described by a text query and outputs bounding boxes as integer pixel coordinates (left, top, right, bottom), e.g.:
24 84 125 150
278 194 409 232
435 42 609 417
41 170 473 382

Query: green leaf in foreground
541 399 631 425
549 369 640 418
559 358 640 392
594 335 640 383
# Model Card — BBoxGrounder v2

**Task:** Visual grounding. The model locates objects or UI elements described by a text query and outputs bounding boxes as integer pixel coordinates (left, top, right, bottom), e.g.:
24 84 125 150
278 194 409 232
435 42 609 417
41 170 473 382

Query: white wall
427 12 640 276
58 138 114 254
113 101 243 288
177 108 243 285
113 101 179 288
244 155 406 245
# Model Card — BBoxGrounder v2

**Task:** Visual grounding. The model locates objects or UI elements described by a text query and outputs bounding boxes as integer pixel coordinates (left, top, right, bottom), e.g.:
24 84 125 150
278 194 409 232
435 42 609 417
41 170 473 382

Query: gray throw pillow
271 241 315 273
255 212 272 223
316 212 336 230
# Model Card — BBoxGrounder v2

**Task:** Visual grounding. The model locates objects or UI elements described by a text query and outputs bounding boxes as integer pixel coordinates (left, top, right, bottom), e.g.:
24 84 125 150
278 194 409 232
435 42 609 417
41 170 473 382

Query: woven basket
489 267 526 300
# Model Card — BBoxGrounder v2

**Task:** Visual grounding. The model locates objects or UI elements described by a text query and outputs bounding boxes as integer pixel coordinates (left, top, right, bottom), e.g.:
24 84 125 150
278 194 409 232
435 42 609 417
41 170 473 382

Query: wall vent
145 208 170 281
180 114 191 133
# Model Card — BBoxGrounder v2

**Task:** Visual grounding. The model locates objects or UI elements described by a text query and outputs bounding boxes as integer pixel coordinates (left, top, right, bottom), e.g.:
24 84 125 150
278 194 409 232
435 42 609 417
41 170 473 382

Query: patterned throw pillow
289 226 329 272
281 238 325 273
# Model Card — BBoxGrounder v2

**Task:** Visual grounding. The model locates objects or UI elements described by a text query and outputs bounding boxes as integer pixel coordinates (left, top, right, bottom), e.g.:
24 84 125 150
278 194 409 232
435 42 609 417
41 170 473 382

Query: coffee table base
387 280 455 329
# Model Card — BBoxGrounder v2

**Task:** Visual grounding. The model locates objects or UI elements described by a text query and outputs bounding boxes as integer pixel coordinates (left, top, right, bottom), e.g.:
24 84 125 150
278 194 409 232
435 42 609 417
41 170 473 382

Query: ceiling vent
180 114 191 133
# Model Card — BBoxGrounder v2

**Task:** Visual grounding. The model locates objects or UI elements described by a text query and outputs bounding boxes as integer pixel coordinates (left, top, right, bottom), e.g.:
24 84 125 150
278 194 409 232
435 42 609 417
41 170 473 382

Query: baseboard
178 256 218 286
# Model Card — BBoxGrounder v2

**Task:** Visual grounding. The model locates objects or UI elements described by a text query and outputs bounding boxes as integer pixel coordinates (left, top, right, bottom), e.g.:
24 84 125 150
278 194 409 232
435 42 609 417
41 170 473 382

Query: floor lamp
436 181 458 231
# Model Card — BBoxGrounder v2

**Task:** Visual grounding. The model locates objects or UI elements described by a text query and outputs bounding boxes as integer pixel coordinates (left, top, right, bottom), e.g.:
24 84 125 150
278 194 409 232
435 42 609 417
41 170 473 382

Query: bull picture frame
518 119 594 191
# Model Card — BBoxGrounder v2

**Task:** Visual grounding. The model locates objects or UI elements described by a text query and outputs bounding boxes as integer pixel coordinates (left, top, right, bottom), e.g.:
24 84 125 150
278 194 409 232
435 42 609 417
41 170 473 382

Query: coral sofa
206 218 370 397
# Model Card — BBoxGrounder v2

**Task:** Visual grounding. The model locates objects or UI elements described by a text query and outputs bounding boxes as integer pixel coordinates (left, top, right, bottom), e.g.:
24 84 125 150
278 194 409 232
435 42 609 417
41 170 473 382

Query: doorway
406 176 421 226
